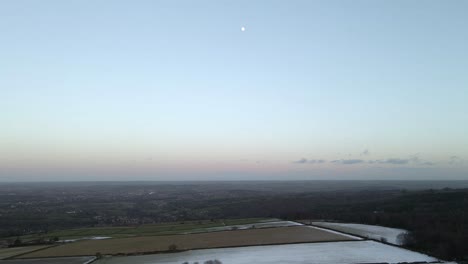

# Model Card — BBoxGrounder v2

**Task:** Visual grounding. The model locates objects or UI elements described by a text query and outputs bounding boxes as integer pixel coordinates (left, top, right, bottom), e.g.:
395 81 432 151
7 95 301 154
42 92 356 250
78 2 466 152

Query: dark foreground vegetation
1 181 467 261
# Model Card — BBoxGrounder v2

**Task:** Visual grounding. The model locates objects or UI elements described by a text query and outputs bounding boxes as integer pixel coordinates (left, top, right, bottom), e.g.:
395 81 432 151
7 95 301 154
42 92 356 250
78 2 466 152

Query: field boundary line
4 245 57 260
294 221 368 240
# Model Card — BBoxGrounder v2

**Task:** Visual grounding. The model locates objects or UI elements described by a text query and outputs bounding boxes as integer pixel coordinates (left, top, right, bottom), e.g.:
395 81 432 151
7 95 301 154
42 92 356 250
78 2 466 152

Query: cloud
368 156 435 166
385 158 410 165
361 149 370 156
293 158 326 164
421 161 435 166
294 155 435 167
332 159 365 165
409 154 420 163
293 158 308 164
368 158 410 165
449 156 465 165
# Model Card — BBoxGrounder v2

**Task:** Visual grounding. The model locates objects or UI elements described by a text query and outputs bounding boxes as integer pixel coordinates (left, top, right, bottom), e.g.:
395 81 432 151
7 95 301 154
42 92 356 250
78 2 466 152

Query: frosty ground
311 221 407 245
94 240 438 264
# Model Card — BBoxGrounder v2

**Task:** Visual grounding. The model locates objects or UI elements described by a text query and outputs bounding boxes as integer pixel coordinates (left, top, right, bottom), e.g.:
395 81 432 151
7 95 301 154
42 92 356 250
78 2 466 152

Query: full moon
241 26 246 32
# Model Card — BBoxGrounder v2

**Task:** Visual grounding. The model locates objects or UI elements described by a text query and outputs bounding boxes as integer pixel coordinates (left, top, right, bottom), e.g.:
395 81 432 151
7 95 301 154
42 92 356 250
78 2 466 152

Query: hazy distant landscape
1 181 468 262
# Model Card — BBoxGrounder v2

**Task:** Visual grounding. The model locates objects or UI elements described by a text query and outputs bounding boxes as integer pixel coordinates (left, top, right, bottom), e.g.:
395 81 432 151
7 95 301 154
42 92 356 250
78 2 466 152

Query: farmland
18 226 354 258
19 218 272 241
93 241 438 264
0 246 49 260
310 221 407 245
0 256 95 264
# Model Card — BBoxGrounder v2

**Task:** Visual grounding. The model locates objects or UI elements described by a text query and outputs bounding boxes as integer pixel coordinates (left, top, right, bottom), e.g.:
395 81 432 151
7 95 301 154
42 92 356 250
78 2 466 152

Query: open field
19 226 355 258
186 220 301 234
13 218 272 242
94 241 439 264
0 256 95 264
0 246 50 260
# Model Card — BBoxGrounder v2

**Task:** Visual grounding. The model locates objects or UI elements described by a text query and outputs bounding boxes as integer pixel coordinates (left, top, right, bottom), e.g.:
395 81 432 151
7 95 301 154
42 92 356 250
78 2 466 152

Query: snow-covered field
312 222 407 245
306 225 363 240
188 220 302 234
95 240 439 264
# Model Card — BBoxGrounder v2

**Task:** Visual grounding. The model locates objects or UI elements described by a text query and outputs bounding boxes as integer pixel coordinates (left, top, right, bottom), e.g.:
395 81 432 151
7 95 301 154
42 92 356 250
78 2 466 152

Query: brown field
20 226 355 258
0 256 94 264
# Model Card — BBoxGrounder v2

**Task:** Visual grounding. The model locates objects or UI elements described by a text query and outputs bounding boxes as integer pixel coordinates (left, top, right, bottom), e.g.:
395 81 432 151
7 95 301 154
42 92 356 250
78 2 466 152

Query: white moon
241 26 246 32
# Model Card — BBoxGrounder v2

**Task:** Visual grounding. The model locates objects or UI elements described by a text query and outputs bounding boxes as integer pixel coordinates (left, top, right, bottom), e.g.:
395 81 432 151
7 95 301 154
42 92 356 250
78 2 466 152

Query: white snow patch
59 236 111 243
91 236 112 240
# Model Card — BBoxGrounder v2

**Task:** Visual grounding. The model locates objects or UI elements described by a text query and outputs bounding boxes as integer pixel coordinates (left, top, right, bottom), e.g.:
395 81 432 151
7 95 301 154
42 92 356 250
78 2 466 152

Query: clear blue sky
1 0 467 181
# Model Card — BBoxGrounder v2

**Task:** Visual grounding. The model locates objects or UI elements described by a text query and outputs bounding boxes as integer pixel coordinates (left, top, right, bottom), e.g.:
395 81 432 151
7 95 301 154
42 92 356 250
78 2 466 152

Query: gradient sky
1 0 468 181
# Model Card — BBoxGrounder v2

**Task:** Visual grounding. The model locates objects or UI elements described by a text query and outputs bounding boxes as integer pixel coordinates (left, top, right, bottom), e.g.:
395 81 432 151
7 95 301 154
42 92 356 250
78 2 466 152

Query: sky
1 0 468 181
